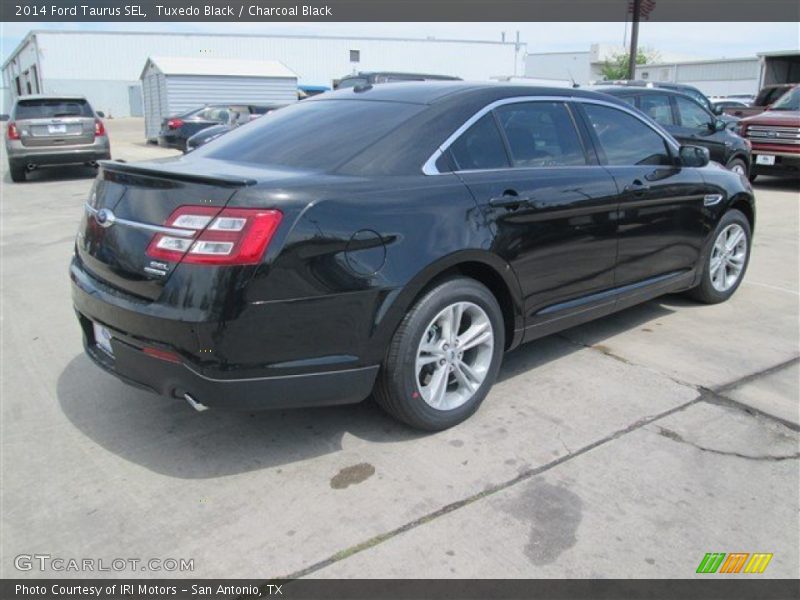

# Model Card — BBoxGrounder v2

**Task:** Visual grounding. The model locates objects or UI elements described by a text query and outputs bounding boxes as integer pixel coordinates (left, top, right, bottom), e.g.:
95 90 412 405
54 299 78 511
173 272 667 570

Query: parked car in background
185 104 286 152
722 83 797 119
157 104 276 151
596 86 752 176
711 99 750 112
72 82 755 431
4 95 110 182
738 85 800 181
334 71 461 90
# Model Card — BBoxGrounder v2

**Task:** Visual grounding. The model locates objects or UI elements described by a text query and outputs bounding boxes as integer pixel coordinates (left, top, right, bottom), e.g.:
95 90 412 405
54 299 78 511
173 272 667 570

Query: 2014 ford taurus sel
71 83 755 430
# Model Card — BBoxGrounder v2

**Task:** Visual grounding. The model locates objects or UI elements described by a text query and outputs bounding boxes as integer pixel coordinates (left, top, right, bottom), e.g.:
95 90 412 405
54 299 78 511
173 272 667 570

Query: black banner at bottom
2 579 800 600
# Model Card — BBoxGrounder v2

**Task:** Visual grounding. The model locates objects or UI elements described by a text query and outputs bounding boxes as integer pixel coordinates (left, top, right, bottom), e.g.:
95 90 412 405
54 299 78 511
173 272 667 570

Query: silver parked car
4 95 110 182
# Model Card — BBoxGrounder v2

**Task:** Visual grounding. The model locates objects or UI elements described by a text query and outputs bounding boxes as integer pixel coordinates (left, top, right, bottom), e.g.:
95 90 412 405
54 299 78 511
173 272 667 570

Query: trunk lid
76 159 256 300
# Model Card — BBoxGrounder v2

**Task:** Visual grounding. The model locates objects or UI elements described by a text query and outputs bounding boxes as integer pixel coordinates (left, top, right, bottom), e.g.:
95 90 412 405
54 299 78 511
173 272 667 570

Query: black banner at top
1 0 799 22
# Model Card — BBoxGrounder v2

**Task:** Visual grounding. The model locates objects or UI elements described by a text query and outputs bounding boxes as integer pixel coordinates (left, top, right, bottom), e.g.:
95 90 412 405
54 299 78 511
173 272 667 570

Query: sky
2 21 798 65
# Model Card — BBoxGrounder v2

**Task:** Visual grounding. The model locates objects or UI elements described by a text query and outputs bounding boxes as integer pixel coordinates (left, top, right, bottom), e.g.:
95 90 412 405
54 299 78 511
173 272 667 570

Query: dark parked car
334 71 461 90
72 83 755 430
157 104 276 151
185 104 286 152
596 86 752 176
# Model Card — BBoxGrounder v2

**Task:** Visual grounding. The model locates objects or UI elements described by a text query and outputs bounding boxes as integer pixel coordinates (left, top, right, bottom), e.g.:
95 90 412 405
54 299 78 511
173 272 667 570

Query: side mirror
680 145 710 168
712 105 723 115
711 119 727 132
96 111 105 118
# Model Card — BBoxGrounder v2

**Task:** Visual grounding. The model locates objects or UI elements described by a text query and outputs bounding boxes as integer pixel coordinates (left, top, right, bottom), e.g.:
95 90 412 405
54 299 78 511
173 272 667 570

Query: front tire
374 277 505 430
687 209 751 304
727 157 748 178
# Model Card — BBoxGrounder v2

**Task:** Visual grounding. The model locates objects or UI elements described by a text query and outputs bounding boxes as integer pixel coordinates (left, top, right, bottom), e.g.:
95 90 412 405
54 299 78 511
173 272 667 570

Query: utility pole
627 0 641 80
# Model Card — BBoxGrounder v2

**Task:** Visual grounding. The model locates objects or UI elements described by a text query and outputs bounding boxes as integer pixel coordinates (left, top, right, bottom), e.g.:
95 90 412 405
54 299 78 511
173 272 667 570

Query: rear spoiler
98 160 258 187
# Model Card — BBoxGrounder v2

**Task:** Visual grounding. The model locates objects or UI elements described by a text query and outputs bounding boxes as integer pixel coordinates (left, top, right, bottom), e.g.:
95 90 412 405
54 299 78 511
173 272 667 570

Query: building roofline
2 28 523 71
636 56 760 69
1 31 37 71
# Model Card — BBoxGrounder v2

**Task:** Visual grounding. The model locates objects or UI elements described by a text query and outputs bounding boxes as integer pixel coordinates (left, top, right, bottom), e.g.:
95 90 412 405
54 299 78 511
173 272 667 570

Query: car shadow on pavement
57 297 679 480
7 164 98 184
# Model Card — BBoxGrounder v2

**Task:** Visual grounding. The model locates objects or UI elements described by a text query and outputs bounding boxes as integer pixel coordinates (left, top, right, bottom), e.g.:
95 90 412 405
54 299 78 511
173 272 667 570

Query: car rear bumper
157 134 185 151
7 138 110 166
70 257 379 411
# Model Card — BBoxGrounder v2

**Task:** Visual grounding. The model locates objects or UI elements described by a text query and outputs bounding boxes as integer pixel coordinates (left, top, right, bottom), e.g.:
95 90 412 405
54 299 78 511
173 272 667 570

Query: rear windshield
200 99 425 171
15 98 93 119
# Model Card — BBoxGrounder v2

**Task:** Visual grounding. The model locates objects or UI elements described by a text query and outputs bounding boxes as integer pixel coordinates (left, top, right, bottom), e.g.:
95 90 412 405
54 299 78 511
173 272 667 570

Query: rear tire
374 277 505 431
8 161 25 183
687 209 751 304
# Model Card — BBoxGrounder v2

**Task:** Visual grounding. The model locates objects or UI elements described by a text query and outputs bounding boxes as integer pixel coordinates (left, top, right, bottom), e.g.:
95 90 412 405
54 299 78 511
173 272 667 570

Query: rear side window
449 114 510 171
638 94 675 126
582 104 672 166
15 98 93 119
201 99 425 171
675 96 711 129
495 102 586 167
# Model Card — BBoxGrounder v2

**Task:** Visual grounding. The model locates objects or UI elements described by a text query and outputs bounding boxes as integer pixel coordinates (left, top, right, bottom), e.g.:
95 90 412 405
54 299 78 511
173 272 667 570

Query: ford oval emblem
95 208 116 228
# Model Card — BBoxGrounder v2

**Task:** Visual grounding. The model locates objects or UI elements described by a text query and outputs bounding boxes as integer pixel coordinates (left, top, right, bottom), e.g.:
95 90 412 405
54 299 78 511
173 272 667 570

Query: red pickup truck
724 83 797 119
738 85 800 181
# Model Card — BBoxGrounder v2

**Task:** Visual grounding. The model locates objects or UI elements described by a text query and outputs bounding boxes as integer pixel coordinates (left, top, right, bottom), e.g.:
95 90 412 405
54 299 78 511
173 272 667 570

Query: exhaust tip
184 393 209 412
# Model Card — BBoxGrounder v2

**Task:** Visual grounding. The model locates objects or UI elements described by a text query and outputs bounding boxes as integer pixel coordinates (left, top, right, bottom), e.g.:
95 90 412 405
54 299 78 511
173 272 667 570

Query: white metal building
1 30 524 118
635 57 761 96
140 57 298 140
634 52 800 97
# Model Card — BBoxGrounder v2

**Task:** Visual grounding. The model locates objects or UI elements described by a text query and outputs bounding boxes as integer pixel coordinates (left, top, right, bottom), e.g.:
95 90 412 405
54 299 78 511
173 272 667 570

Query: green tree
600 48 661 81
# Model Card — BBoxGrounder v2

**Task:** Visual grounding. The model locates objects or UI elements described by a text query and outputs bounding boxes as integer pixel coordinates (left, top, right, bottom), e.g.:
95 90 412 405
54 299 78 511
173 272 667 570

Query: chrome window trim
421 95 680 176
84 203 196 238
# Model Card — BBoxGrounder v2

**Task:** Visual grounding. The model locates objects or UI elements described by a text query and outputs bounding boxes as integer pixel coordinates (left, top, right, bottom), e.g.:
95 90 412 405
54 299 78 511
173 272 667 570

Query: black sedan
157 104 277 151
72 83 755 430
595 86 752 176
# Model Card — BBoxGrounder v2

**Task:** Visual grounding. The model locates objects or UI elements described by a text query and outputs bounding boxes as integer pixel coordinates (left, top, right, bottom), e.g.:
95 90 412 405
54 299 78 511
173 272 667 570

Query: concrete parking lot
1 118 798 579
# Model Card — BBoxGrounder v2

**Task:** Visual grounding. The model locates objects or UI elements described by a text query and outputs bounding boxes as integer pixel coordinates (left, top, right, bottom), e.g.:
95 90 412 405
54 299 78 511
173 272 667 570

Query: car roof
344 71 461 80
14 94 88 102
312 80 627 106
592 85 702 101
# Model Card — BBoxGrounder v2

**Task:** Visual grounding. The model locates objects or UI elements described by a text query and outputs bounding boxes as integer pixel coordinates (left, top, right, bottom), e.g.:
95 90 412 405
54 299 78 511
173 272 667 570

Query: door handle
489 190 532 209
623 180 651 194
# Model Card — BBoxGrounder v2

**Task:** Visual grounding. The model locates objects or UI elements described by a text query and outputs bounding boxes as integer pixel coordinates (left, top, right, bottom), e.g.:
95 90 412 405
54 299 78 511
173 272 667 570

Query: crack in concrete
266 396 703 584
655 426 800 462
241 355 798 593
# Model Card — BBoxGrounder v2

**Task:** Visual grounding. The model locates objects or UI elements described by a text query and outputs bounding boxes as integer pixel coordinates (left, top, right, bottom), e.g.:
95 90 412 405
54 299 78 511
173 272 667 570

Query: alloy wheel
415 301 494 410
709 223 748 292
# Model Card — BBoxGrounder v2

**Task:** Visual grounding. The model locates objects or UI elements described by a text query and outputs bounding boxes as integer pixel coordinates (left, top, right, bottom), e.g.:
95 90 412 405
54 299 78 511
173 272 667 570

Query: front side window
675 96 712 129
638 93 675 126
448 114 510 171
582 104 672 166
494 102 586 167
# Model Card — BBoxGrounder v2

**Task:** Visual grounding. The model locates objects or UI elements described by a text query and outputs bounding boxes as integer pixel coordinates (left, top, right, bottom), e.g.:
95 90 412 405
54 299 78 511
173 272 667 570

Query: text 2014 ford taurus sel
71 83 755 430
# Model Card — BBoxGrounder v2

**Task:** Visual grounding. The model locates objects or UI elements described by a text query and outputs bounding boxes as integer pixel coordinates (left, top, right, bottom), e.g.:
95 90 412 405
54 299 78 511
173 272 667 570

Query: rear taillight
145 205 282 266
94 119 106 137
6 122 20 140
167 118 184 130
